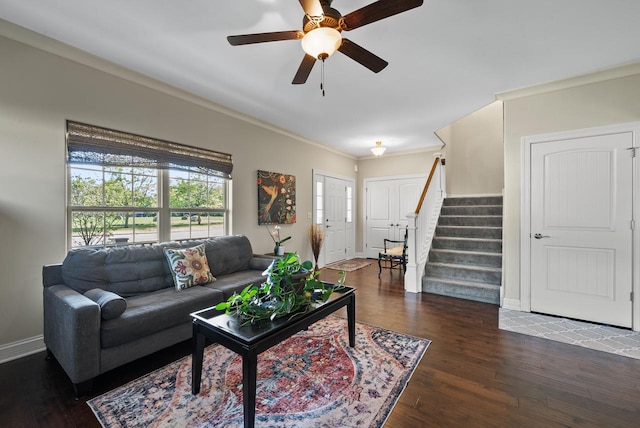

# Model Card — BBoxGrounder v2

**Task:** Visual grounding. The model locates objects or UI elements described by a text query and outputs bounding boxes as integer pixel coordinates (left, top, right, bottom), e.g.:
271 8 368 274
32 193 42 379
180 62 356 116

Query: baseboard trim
501 298 522 311
0 335 46 365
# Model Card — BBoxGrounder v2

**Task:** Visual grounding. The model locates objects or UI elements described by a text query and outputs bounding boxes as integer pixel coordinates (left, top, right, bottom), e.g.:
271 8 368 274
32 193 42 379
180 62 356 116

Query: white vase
276 246 285 256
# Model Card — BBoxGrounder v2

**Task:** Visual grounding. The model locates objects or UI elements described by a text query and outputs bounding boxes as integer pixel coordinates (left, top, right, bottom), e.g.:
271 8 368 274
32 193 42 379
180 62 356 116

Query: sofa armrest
43 284 101 384
249 255 278 271
43 264 63 288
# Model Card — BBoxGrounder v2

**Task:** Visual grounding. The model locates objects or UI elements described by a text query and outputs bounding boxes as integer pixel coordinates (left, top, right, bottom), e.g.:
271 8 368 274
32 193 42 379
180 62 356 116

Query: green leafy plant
215 252 346 324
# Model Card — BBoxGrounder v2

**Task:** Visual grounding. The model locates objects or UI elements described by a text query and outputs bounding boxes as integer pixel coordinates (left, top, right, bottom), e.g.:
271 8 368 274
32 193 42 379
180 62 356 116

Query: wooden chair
378 227 408 277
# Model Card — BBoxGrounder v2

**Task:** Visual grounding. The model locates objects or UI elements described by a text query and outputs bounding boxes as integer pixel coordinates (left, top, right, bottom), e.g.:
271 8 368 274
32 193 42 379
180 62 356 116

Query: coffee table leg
347 294 356 347
243 350 258 428
191 322 206 395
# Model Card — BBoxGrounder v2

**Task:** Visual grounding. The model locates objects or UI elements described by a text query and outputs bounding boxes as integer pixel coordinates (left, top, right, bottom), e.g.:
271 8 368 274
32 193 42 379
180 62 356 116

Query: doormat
499 308 640 359
87 316 430 427
324 259 373 272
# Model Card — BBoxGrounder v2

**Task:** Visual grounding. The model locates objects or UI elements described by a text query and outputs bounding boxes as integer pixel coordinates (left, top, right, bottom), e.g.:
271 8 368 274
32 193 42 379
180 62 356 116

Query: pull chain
320 57 325 97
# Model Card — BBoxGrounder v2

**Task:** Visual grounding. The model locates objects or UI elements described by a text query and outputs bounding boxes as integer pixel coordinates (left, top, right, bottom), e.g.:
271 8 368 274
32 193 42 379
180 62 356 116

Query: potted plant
266 225 291 255
214 252 346 324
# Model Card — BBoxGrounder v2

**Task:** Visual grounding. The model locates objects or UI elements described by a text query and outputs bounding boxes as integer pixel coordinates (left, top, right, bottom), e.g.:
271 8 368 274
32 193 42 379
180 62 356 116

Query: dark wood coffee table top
191 285 355 345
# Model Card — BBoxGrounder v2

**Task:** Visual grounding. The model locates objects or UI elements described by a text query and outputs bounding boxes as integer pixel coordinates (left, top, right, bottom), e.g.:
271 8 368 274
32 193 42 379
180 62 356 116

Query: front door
530 132 633 328
324 176 346 264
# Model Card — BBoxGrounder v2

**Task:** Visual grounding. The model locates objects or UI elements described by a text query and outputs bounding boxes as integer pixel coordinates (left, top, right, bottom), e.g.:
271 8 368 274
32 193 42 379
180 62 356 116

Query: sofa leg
45 348 54 360
73 380 93 399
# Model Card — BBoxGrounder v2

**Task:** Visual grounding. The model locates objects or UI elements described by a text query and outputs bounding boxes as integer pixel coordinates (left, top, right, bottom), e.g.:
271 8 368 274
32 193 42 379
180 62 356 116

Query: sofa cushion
100 286 224 348
200 235 254 277
164 243 216 291
84 288 127 320
204 270 267 299
62 244 178 296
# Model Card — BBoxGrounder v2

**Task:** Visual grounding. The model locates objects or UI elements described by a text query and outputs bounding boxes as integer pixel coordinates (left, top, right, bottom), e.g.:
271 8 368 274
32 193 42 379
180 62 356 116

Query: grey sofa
42 235 274 397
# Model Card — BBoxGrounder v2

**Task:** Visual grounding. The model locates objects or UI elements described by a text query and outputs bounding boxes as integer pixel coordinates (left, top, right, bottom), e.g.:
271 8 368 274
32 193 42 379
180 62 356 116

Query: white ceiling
1 0 640 158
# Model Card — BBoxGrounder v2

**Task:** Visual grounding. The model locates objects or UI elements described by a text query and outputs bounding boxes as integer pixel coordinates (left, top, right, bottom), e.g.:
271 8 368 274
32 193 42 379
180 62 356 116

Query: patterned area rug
88 316 430 427
324 259 373 272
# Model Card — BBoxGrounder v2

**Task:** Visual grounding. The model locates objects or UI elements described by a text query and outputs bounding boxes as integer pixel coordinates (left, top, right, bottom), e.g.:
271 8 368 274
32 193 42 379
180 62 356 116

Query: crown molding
495 61 640 101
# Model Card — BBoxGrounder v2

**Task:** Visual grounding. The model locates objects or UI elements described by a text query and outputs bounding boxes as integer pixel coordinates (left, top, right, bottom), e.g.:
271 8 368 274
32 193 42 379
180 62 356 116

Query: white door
365 176 424 258
397 181 421 230
324 176 346 264
365 180 395 258
530 133 633 328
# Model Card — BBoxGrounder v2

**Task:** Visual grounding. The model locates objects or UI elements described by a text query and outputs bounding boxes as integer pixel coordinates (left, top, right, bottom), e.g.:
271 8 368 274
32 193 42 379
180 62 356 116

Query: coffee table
190 285 355 428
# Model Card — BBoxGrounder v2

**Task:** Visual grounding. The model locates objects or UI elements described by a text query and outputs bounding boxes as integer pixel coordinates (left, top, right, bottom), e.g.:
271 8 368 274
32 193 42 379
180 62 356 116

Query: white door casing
521 123 640 330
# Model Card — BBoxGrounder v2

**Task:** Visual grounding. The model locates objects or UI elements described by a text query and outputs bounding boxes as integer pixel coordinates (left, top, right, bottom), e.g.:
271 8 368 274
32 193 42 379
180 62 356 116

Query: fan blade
338 39 388 73
342 0 423 31
292 54 317 84
227 30 303 46
298 0 324 16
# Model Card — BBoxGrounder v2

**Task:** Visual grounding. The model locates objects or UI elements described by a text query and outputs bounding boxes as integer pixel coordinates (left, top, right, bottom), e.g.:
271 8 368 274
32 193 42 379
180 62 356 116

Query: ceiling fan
227 0 424 86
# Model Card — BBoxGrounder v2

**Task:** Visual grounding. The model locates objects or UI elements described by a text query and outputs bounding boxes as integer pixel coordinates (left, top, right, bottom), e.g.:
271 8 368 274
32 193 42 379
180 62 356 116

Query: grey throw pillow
84 288 127 320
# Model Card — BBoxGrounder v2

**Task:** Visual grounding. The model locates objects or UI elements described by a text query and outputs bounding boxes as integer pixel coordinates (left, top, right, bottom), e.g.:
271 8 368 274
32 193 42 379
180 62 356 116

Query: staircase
422 196 502 304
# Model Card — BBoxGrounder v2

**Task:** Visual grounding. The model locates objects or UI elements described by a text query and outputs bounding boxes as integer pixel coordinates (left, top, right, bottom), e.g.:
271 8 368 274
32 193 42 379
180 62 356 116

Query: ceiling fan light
301 27 342 60
371 141 386 157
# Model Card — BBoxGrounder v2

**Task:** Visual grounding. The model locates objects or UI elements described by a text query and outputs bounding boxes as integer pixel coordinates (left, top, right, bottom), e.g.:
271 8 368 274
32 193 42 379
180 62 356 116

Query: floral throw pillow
164 244 216 291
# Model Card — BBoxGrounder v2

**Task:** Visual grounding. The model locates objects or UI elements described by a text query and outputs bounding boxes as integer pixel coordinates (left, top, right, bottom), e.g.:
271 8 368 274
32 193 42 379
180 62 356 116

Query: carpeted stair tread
426 261 502 273
431 237 502 253
439 214 503 217
422 276 500 304
435 225 502 239
431 248 499 256
443 196 503 206
434 236 502 243
438 215 503 226
437 225 502 230
440 206 503 215
429 248 503 266
440 206 503 211
423 276 501 289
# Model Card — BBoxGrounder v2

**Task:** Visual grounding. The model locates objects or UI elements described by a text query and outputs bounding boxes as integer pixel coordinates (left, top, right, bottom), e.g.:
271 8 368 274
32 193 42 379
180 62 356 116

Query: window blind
66 121 233 178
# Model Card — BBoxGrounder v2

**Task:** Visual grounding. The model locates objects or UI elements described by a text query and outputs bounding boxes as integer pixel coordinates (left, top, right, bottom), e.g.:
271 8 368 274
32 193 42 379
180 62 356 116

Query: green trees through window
69 166 227 248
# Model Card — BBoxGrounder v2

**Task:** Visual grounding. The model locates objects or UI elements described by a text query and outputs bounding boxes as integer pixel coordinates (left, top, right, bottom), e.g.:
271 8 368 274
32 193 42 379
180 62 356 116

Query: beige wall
0 34 362 348
501 69 640 303
436 100 504 196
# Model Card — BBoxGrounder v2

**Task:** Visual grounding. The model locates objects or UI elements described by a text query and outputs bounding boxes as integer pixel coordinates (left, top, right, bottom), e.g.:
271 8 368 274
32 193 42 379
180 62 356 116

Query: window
67 121 232 248
315 181 323 224
168 170 226 241
346 185 353 223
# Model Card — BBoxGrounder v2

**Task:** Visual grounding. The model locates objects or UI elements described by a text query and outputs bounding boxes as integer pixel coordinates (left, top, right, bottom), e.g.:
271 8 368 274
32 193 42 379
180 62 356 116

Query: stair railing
405 154 446 292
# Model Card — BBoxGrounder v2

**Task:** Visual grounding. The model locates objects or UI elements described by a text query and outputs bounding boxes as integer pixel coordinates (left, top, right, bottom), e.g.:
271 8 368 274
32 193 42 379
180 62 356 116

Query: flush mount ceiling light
371 141 386 157
301 27 342 60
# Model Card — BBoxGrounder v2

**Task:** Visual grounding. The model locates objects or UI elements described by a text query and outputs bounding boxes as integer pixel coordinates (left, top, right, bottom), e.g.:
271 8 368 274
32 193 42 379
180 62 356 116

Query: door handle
534 233 550 239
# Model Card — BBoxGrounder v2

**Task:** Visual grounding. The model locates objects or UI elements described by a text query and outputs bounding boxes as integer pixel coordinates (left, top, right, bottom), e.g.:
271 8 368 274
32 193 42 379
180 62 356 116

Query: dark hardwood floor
2 260 640 427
